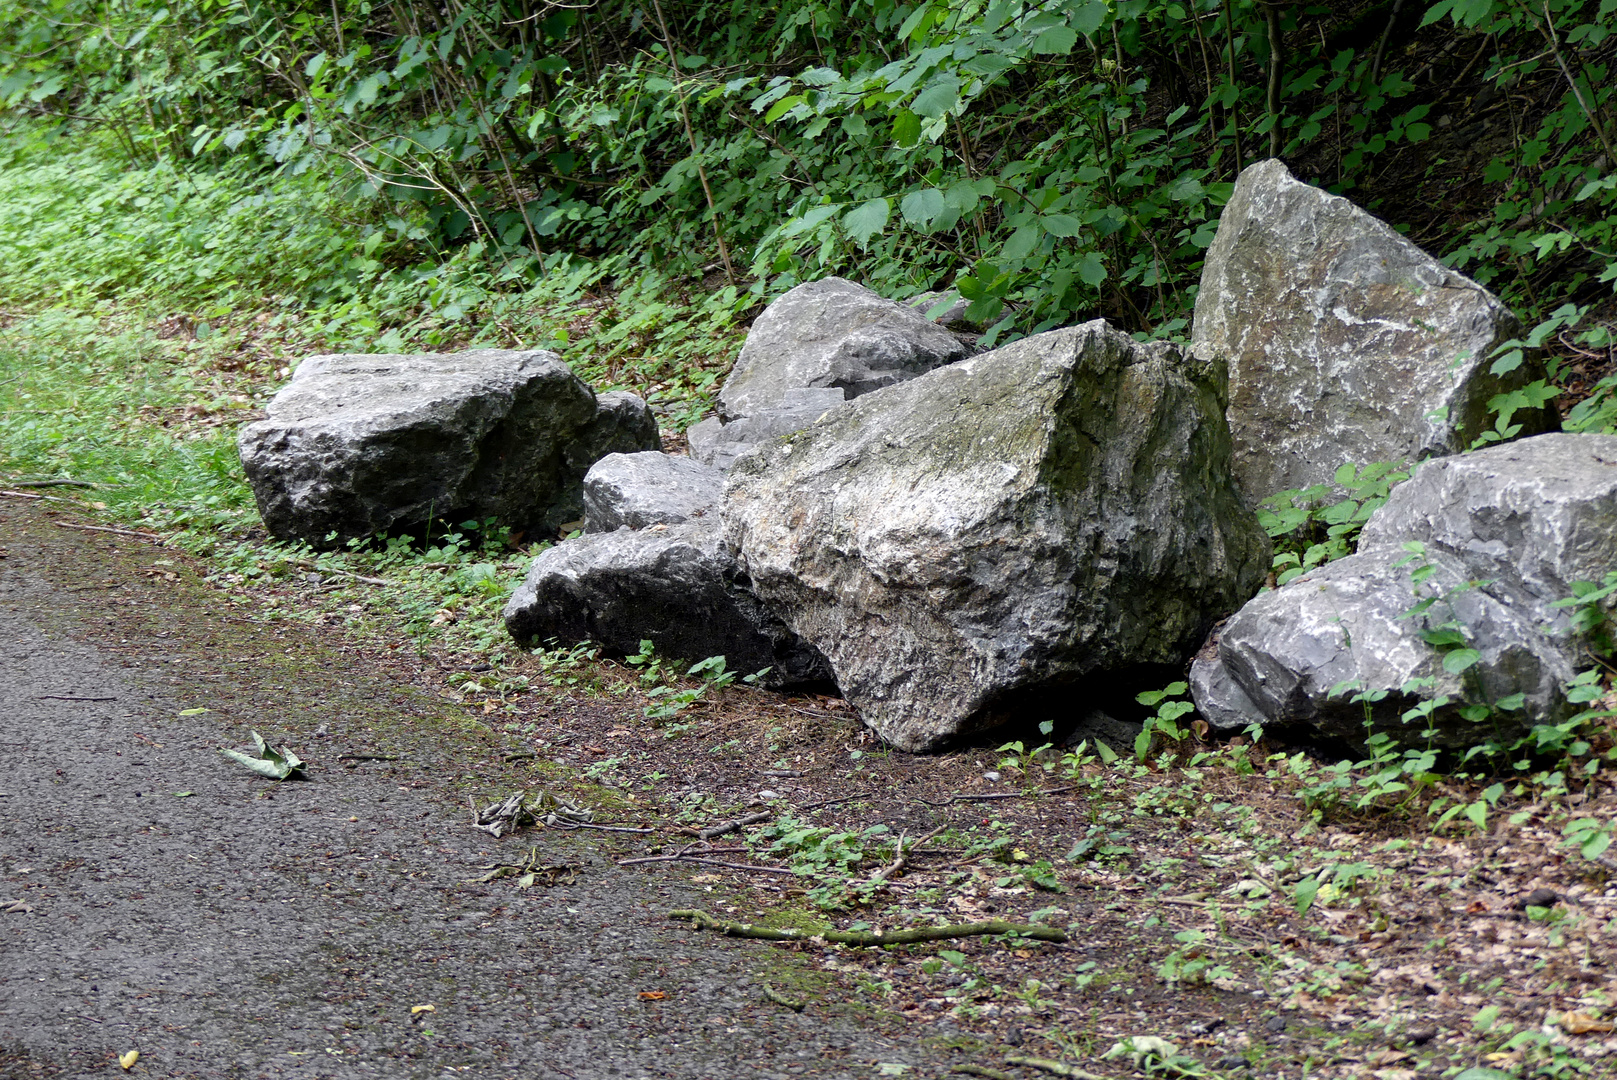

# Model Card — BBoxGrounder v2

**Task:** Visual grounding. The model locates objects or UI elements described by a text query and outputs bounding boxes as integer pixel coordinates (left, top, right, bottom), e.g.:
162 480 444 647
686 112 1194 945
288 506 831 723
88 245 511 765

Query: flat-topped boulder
724 319 1270 751
238 349 657 547
1193 159 1557 505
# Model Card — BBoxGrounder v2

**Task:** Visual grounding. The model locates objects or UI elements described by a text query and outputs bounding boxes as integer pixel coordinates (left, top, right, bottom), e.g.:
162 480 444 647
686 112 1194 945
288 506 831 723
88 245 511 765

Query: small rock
1003 1027 1023 1047
1407 1027 1437 1046
1263 1016 1287 1034
1515 888 1561 910
756 790 780 801
1214 1055 1250 1071
1187 1018 1226 1036
982 771 1001 783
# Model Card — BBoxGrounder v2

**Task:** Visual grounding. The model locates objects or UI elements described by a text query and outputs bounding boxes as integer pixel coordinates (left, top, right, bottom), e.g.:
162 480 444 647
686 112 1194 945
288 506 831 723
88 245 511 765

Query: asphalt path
0 502 943 1079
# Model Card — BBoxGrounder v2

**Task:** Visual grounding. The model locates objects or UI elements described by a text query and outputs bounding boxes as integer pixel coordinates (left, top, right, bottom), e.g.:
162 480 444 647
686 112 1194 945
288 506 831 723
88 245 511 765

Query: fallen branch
50 520 167 543
668 909 1068 945
760 984 805 1011
870 825 948 886
700 810 771 839
797 791 874 812
951 1066 1018 1080
10 478 97 488
623 855 795 874
1005 1057 1109 1080
291 559 390 586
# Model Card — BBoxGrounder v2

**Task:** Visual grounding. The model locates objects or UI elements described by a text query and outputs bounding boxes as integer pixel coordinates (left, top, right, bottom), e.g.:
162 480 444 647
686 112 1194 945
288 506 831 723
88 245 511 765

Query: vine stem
1536 0 1617 167
649 0 738 285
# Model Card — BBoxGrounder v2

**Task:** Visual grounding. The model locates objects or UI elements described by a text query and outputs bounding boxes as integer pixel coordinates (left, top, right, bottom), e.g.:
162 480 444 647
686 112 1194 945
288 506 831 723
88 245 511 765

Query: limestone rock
1191 433 1617 743
686 388 848 471
1193 159 1557 505
1188 547 1577 744
717 277 971 422
582 452 725 533
502 520 830 687
724 320 1271 751
1358 433 1617 609
239 349 657 547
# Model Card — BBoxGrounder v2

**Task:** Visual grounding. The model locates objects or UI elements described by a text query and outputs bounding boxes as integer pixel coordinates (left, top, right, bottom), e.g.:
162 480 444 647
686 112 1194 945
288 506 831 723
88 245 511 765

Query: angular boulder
502 519 830 687
1192 159 1557 505
1191 434 1617 743
1189 547 1576 744
238 350 657 547
686 388 848 471
717 277 972 422
724 320 1272 752
1357 433 1617 609
583 452 724 533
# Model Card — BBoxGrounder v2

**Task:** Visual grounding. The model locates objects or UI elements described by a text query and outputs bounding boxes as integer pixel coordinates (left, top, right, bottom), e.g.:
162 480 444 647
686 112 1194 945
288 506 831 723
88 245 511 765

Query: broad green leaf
1076 251 1106 286
221 730 306 781
900 188 948 227
1293 875 1320 914
843 198 891 247
1031 25 1078 55
1001 225 1040 260
1039 213 1082 238
891 109 921 147
912 76 960 119
1441 648 1481 675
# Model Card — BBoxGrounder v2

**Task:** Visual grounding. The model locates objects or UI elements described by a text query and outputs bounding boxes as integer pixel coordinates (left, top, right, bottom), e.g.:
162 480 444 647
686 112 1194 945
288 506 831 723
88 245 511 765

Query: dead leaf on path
1368 1048 1412 1066
221 730 306 781
638 990 667 1001
1560 1011 1614 1034
410 1004 435 1015
1 899 34 914
118 1050 139 1070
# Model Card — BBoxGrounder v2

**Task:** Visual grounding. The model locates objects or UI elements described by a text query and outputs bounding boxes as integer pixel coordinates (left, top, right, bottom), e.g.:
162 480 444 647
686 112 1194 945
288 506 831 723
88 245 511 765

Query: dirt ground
4 493 1616 1080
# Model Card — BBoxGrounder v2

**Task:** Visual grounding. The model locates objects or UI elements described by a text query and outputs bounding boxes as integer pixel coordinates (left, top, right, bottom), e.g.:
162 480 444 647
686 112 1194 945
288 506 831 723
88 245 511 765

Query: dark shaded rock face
501 519 830 687
238 350 656 547
1191 434 1617 746
582 452 724 533
724 319 1271 752
1193 159 1557 506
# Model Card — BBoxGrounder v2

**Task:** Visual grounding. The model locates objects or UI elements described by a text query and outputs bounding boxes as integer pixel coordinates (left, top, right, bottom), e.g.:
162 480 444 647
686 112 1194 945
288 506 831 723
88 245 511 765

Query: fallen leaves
118 1050 139 1070
220 730 306 781
1 899 35 914
637 990 666 1001
1559 1011 1614 1034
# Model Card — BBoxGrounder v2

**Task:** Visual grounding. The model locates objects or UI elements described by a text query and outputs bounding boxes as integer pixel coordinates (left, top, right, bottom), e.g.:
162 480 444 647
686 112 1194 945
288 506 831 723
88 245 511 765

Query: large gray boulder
1189 547 1577 744
686 388 848 471
1191 434 1617 743
1358 433 1617 610
583 452 724 533
717 277 972 422
238 350 657 547
502 520 830 687
724 320 1271 752
1193 159 1557 506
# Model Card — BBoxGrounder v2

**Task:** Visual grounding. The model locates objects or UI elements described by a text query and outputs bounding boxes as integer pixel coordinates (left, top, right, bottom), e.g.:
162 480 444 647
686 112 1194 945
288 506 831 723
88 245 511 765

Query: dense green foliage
2 1 1613 377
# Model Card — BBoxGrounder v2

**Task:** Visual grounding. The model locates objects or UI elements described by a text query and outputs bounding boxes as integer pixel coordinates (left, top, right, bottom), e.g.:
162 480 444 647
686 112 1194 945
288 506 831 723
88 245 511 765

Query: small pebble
1516 887 1560 910
982 771 1001 783
1004 1027 1023 1046
757 790 779 800
1407 1027 1437 1046
1263 1016 1286 1034
1214 1055 1249 1071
